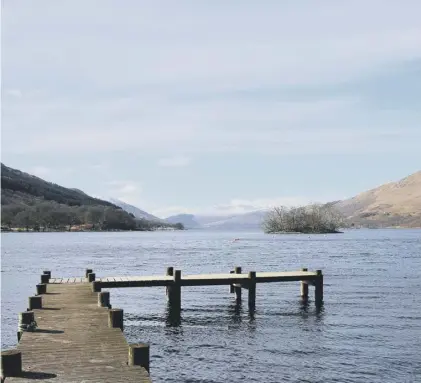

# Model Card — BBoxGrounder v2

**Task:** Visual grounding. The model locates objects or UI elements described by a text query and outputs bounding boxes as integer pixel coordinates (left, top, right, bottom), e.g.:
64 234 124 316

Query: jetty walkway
1 267 323 381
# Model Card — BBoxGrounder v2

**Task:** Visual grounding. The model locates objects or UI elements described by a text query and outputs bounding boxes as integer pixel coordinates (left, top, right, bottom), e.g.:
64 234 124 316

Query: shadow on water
227 301 243 324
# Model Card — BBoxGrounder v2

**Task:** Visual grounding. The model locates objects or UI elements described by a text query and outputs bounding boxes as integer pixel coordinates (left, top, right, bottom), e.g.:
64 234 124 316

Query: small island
263 204 344 234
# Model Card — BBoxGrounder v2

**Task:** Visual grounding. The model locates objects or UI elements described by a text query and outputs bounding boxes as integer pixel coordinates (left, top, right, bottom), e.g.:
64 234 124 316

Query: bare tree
263 204 344 234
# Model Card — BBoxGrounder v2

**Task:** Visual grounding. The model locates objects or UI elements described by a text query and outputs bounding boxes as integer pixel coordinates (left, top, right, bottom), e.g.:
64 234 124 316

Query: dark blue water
1 230 421 382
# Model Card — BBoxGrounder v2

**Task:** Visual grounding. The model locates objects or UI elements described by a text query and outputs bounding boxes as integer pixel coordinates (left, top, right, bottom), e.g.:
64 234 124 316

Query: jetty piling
28 296 42 310
36 283 47 295
98 291 111 308
87 272 96 282
300 267 309 300
40 274 49 284
234 266 242 303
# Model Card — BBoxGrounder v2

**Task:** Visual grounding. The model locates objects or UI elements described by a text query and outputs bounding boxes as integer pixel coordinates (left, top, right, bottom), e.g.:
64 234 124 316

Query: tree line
263 204 344 234
1 201 183 232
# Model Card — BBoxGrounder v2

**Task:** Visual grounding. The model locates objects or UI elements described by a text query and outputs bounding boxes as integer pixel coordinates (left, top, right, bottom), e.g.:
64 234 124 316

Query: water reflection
165 302 182 327
227 301 243 324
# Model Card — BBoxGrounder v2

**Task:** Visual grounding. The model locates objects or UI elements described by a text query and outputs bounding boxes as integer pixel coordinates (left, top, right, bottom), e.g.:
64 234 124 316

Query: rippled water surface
1 230 421 382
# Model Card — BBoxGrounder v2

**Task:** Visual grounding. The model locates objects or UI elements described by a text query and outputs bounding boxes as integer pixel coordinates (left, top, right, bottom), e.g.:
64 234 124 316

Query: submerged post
234 266 242 303
87 273 96 282
229 270 235 293
128 343 150 373
168 270 181 311
28 296 42 310
108 309 124 331
300 268 309 300
1 350 22 377
85 268 93 278
43 271 51 278
315 269 323 305
41 274 50 284
248 271 256 309
36 283 47 295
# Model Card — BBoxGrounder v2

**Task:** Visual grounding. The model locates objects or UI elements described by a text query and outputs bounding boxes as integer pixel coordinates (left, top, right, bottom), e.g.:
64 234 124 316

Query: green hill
1 163 171 232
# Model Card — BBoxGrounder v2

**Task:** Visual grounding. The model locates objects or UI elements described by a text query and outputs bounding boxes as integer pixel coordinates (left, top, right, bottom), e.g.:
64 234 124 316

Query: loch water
1 229 420 383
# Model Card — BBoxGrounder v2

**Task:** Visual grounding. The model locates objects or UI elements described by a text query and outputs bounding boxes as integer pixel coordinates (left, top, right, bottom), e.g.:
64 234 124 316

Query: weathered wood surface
91 270 320 288
48 278 84 284
7 283 150 382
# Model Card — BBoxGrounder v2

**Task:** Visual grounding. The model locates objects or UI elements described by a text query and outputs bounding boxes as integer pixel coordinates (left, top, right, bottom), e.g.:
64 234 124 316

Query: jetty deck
50 270 319 287
3 283 151 383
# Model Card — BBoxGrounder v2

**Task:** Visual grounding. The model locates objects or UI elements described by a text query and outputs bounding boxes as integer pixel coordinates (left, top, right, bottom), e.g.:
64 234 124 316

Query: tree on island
263 203 344 234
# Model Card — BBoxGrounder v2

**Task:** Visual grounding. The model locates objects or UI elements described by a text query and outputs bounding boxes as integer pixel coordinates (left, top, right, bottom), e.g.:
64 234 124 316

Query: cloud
5 89 23 98
157 156 190 167
2 1 421 160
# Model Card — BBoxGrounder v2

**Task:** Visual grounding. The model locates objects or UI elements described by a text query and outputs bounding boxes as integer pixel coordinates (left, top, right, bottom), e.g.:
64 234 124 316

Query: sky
1 1 421 218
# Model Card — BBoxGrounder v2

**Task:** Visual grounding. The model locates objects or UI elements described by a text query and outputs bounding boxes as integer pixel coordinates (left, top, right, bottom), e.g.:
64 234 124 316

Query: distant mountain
109 198 163 222
334 170 421 228
165 214 201 229
164 210 268 230
200 210 268 230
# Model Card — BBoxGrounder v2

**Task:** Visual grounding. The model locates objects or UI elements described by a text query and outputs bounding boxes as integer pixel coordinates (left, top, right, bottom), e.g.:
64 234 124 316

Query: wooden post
168 270 181 311
229 270 234 293
28 296 42 310
108 309 124 330
17 311 35 341
85 268 93 278
315 270 323 305
98 291 110 308
166 267 174 297
248 271 256 309
41 274 50 284
300 268 309 300
87 273 96 282
92 281 101 292
1 350 22 377
36 283 47 295
234 266 242 303
43 270 51 278
128 343 150 373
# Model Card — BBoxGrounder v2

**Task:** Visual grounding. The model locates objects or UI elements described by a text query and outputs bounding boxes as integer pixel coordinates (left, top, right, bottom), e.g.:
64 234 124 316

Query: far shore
0 227 182 233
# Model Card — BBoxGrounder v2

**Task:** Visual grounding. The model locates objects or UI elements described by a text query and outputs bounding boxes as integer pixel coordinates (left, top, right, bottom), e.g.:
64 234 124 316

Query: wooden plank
8 283 151 382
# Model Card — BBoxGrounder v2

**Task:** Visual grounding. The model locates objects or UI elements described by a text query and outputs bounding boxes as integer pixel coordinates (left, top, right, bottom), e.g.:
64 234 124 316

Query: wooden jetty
1 270 151 382
1 267 323 381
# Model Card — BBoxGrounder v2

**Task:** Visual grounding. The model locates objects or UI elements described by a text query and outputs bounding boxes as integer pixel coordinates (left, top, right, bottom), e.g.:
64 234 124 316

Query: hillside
166 214 201 229
1 163 116 208
335 171 421 228
1 163 161 231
